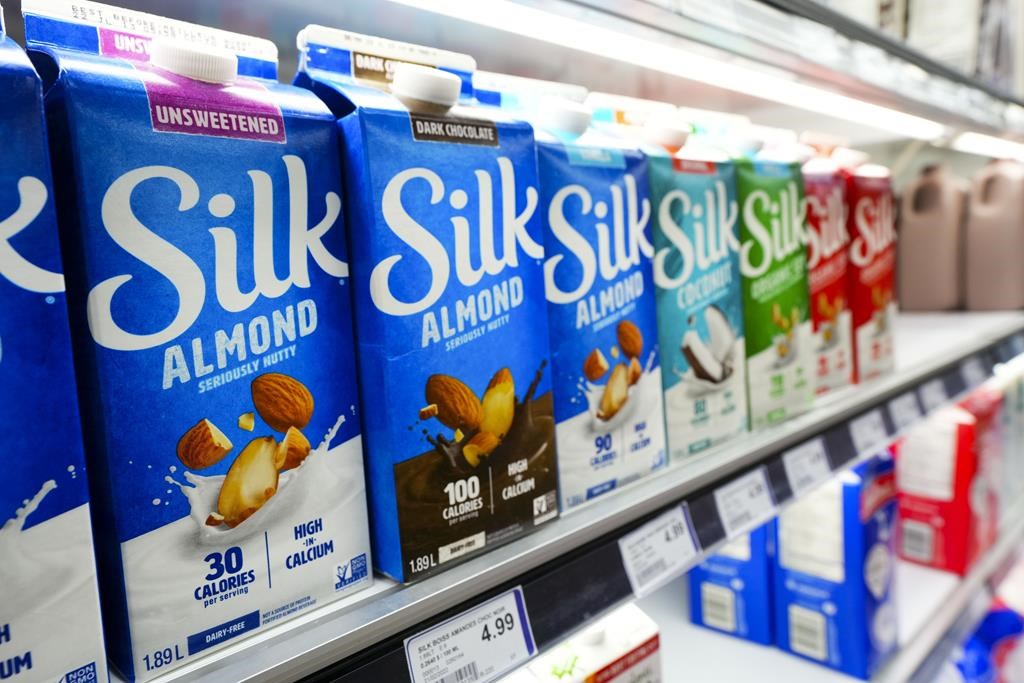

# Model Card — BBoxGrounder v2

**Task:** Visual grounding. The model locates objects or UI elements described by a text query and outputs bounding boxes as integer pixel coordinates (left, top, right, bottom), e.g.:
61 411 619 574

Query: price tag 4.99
714 467 776 539
405 587 535 683
618 504 699 597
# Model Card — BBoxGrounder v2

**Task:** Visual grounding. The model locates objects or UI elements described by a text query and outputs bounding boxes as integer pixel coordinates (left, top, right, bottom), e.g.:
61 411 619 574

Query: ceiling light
390 0 947 141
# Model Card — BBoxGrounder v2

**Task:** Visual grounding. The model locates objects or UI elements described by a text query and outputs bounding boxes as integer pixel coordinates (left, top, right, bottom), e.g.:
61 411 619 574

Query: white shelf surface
638 499 1024 682
114 311 1024 683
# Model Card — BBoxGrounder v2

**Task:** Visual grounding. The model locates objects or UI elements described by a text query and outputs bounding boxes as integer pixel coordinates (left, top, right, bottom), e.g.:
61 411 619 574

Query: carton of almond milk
24 2 372 678
736 158 814 428
0 14 107 682
532 105 668 510
296 28 558 580
473 83 669 508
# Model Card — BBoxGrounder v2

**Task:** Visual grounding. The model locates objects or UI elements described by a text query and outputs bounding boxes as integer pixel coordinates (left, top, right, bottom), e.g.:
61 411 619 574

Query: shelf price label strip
405 587 536 683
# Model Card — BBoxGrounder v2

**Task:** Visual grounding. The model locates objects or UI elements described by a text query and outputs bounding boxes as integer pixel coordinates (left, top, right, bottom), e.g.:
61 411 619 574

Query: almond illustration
217 437 280 528
597 364 630 421
238 412 255 432
463 431 500 467
419 404 439 420
205 512 225 527
628 356 642 386
425 374 482 432
176 418 233 470
481 368 515 438
617 320 643 359
275 426 312 471
583 348 609 382
251 373 314 433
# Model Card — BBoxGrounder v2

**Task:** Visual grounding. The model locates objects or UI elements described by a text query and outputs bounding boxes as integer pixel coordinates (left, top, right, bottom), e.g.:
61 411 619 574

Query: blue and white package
24 1 373 678
296 28 559 582
0 11 107 682
531 101 668 510
773 452 898 679
688 523 773 645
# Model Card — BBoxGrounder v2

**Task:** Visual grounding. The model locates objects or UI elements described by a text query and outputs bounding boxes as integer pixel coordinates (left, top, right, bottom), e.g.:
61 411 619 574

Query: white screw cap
535 96 592 138
391 63 461 110
151 38 238 84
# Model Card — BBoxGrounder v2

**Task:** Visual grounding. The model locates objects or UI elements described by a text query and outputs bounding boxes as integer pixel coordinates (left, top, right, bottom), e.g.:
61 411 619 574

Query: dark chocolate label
352 51 426 83
410 114 499 147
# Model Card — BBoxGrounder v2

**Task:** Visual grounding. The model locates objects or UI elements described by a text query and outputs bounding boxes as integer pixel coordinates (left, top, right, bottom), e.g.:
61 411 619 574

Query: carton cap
642 116 690 149
536 96 592 138
151 38 238 84
391 63 461 112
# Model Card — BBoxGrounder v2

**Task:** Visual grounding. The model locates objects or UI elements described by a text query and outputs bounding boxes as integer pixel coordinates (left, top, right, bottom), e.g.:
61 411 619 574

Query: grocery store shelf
637 498 1024 682
120 312 1024 683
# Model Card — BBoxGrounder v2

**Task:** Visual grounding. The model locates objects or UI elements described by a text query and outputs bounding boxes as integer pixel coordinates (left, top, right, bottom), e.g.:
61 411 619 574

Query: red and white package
803 156 854 394
894 385 1002 575
836 150 897 383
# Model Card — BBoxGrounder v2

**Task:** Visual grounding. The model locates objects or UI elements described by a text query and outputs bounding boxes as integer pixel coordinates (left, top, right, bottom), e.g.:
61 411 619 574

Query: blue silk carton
533 105 668 510
688 523 773 645
474 80 668 509
24 1 373 679
773 452 898 679
0 11 107 682
295 28 559 582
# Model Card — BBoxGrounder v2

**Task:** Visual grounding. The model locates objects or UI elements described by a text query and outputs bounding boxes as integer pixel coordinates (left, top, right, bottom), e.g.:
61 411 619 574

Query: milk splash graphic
0 479 57 576
166 413 350 545
578 351 660 432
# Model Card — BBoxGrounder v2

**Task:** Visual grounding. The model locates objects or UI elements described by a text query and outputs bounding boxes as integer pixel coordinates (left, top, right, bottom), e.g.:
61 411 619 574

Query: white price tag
405 587 535 683
962 357 987 387
920 379 948 413
782 438 831 498
714 468 775 539
849 409 888 456
888 392 923 432
618 504 699 597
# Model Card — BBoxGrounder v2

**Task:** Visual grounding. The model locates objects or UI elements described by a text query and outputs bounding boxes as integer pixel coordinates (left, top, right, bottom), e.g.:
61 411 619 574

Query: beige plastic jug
966 159 1024 310
898 164 968 311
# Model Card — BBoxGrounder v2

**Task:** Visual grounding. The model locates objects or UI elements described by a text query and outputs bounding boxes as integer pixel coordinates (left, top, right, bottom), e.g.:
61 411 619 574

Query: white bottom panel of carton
121 435 371 679
0 503 107 682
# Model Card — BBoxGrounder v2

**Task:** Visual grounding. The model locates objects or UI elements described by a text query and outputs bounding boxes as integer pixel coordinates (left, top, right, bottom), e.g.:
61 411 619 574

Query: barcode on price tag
782 438 831 498
405 587 535 683
888 392 922 432
961 357 987 387
714 467 775 539
849 409 888 456
618 504 699 597
919 379 948 413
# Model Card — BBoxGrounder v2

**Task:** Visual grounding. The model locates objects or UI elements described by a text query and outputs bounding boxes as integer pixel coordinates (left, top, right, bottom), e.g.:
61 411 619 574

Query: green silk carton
736 159 814 428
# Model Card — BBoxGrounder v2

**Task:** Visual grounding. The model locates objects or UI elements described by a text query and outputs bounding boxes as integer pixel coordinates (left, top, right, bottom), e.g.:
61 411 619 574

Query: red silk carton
838 152 896 383
895 386 1001 575
803 156 853 394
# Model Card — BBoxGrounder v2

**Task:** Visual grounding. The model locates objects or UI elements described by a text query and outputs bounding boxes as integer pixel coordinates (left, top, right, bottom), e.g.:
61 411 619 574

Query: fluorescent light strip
390 0 946 140
951 132 1024 161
